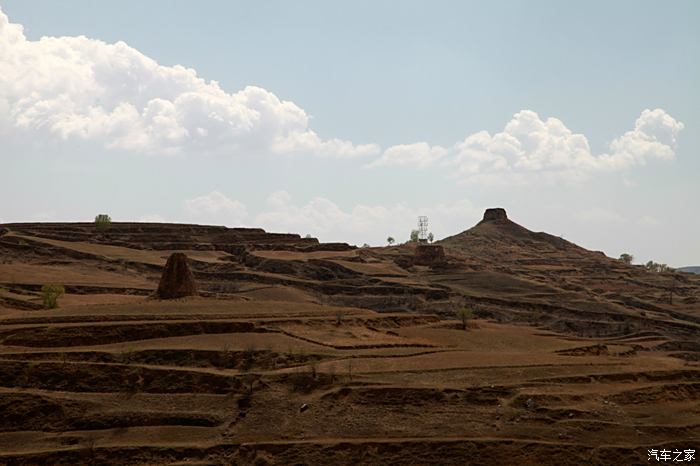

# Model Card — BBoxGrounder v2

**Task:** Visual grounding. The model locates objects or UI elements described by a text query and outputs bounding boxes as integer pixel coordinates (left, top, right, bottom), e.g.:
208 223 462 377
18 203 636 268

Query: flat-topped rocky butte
0 210 698 465
481 207 509 222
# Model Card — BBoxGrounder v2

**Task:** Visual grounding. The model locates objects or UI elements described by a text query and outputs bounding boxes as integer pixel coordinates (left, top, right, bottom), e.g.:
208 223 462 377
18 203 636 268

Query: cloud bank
0 7 684 183
0 8 378 158
370 109 684 182
182 190 480 245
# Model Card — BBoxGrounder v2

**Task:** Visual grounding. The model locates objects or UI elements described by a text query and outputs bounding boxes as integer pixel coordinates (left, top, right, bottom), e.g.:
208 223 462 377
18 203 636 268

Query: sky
0 1 698 266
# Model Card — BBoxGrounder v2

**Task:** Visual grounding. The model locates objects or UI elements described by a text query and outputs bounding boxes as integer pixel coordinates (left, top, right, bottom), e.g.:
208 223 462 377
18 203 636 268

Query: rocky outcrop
156 253 198 299
482 208 508 222
414 244 446 266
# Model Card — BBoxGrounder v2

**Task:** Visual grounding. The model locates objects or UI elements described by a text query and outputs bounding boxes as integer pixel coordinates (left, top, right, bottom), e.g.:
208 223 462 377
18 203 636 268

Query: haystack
156 252 198 299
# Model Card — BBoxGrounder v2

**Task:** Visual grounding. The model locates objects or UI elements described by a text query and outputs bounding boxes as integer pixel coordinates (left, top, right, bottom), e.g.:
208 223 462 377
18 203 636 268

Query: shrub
94 214 112 231
619 253 633 264
455 308 474 330
644 261 674 273
41 284 65 309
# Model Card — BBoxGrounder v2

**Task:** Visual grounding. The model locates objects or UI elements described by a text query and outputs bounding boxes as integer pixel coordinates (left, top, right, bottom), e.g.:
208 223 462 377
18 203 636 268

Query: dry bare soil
0 210 698 465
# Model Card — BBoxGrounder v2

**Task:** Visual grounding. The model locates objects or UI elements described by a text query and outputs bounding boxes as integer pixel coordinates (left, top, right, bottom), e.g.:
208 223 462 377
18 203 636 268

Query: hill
678 266 700 275
0 212 698 465
436 208 700 339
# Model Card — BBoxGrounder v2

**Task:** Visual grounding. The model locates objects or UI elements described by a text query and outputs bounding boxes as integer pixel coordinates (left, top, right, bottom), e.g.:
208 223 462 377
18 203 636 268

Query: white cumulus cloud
183 191 248 225
0 7 378 158
0 7 683 185
369 109 684 182
599 108 685 169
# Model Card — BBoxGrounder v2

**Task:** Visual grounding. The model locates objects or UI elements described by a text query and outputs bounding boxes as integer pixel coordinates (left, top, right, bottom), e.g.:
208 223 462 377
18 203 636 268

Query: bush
455 308 474 330
94 214 112 230
644 261 674 273
41 284 65 309
619 253 633 264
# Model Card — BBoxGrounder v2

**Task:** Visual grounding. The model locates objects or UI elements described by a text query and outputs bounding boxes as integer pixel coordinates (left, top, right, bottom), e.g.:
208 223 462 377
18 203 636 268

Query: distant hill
3 210 700 342
434 207 700 338
678 266 700 274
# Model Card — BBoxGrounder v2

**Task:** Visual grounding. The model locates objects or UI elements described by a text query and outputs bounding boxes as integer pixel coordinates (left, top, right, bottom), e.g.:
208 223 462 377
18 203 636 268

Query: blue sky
1 1 698 266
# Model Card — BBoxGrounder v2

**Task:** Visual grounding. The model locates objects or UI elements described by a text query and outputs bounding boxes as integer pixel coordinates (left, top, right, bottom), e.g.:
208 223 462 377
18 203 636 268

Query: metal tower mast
418 216 429 243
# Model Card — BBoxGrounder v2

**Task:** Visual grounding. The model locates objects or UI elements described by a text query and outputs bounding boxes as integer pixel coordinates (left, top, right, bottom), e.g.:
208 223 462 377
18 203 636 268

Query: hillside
0 211 698 465
436 208 700 340
679 266 700 275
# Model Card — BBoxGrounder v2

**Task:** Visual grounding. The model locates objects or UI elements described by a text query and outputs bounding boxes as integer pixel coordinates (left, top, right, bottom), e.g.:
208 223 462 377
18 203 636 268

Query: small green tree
455 308 474 330
619 253 633 264
94 214 112 231
644 261 672 273
41 284 65 309
387 236 395 246
427 232 434 243
646 261 672 273
409 230 419 242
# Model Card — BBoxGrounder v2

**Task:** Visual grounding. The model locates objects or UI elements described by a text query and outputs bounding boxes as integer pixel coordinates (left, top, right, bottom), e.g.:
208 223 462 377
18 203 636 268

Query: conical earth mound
439 207 583 257
156 252 198 299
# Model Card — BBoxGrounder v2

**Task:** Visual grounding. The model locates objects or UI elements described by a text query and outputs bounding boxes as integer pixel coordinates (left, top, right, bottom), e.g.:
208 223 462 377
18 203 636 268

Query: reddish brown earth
0 211 698 465
413 244 446 266
156 253 198 299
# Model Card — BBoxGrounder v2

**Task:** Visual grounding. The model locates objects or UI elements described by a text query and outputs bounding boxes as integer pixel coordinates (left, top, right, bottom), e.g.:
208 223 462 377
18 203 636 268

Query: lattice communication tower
418 216 429 243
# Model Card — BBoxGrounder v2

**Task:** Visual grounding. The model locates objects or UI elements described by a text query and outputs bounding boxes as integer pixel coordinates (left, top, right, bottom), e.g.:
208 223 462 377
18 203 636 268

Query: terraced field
0 212 698 465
